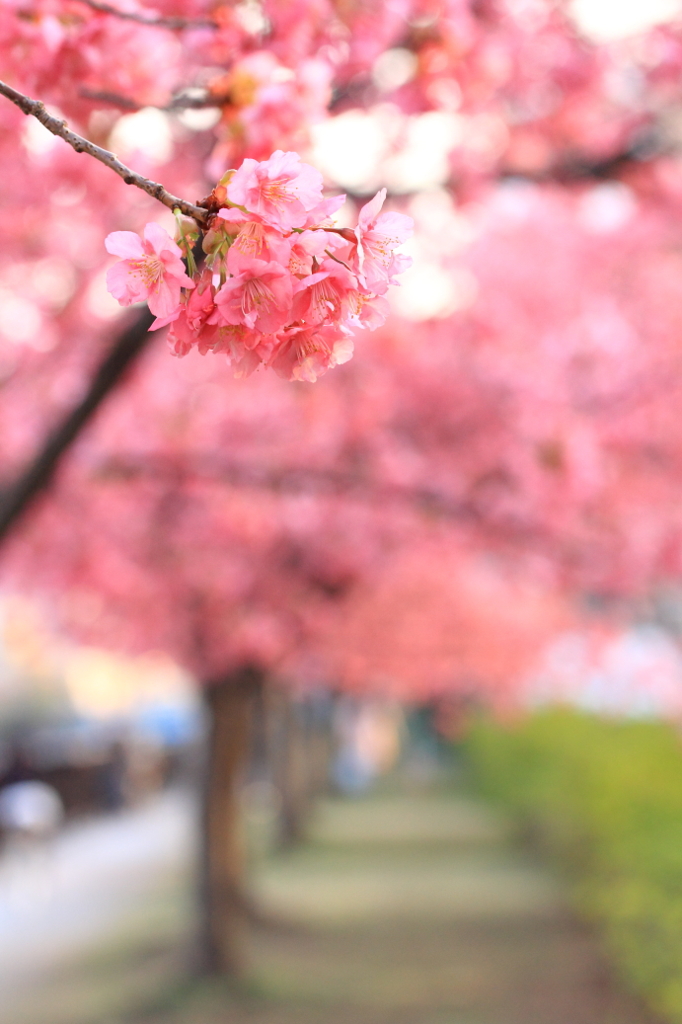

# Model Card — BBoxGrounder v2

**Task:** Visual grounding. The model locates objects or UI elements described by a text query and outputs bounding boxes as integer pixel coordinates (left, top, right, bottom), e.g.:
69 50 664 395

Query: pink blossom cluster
0 0 181 117
105 150 412 382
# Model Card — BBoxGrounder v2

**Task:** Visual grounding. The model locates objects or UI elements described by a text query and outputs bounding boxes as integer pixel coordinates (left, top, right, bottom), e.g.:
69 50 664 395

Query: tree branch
0 306 155 544
501 130 663 184
78 86 221 113
0 241 205 545
94 452 482 523
77 88 142 111
77 0 219 30
0 79 209 224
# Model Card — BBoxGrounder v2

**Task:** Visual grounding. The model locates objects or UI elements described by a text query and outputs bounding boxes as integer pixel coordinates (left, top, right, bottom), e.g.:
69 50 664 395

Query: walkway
3 786 661 1024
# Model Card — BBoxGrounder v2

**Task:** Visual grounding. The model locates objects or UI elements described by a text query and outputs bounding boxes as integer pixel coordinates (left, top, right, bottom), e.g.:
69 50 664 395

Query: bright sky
571 0 682 40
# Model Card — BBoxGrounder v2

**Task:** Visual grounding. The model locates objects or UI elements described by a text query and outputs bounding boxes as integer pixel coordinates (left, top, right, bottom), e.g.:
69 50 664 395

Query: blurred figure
332 697 403 793
96 739 128 812
0 781 65 911
402 701 471 787
0 781 64 845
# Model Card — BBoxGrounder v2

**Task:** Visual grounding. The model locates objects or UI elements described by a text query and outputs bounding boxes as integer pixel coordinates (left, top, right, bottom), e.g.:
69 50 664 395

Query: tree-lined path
3 780 661 1024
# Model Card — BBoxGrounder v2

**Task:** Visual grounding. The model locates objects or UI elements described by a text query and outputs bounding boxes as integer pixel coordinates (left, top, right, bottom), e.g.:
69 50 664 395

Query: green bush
466 709 682 1022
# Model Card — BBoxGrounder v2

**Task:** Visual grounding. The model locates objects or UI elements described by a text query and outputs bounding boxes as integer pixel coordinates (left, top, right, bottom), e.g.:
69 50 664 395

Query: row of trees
2 0 682 973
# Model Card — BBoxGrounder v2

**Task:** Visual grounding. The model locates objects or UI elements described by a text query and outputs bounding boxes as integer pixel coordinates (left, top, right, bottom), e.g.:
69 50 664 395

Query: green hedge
466 709 682 1021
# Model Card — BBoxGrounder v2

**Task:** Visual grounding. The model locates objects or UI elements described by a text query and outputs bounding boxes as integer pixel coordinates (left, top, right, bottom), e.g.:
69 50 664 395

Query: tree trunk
307 692 335 801
268 690 311 848
269 691 335 849
198 667 260 976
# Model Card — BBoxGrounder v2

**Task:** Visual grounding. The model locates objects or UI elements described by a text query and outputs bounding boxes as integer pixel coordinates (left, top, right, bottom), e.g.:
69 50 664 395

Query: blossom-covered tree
4 0 682 976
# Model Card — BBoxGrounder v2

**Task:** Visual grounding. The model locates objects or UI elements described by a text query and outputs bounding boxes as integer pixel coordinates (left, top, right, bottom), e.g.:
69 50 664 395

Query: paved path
2 786 662 1024
234 792 660 1024
0 788 194 1011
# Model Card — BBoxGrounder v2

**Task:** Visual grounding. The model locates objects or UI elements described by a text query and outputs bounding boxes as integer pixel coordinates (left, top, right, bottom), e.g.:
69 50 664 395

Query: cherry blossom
166 271 216 356
210 259 293 335
105 223 194 321
102 153 412 380
351 190 414 295
226 150 326 231
271 324 354 383
222 213 292 274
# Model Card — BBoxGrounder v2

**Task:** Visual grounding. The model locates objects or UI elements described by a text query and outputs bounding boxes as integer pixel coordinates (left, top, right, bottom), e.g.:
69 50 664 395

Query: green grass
466 709 682 1022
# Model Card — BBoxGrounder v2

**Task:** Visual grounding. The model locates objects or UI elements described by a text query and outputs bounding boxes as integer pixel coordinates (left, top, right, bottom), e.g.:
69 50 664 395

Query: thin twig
167 91 224 111
79 86 221 113
78 88 142 111
324 248 353 270
0 79 209 224
78 0 219 30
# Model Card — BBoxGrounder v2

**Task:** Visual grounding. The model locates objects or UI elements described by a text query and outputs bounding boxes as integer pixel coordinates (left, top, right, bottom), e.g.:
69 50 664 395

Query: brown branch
0 243 206 546
95 452 482 523
167 91 223 111
79 87 220 113
0 79 209 224
90 452 579 560
77 0 219 30
77 88 142 111
0 306 155 544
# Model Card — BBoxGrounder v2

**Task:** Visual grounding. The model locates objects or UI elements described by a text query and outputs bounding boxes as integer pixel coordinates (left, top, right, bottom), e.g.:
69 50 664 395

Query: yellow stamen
131 254 164 287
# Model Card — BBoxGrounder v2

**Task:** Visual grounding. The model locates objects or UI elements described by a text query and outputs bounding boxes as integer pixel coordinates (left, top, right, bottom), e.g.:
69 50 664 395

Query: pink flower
302 193 347 228
292 261 354 326
210 259 293 335
166 271 216 356
287 229 342 277
292 258 387 329
271 324 354 383
343 289 390 330
210 325 273 378
105 223 194 320
220 211 291 274
226 150 325 231
100 161 408 383
351 189 413 293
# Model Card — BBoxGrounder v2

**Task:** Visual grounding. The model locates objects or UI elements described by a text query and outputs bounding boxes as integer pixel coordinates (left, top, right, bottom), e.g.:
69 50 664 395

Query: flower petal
143 221 181 257
105 231 144 260
106 261 146 305
358 189 386 231
149 309 181 331
148 278 181 319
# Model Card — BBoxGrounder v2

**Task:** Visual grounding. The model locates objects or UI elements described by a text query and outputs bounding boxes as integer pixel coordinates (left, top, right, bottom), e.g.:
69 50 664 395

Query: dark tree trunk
307 692 335 802
269 691 333 849
197 666 261 976
276 694 309 848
